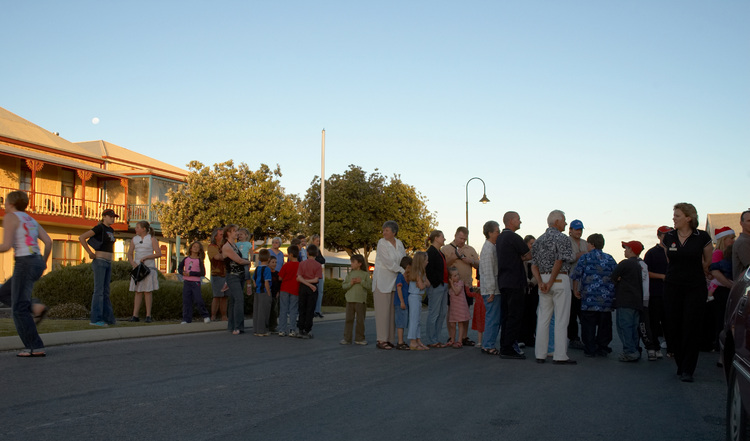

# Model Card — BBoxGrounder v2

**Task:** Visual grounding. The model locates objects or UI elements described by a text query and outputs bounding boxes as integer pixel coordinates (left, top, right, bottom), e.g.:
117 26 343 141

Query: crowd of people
4 186 750 380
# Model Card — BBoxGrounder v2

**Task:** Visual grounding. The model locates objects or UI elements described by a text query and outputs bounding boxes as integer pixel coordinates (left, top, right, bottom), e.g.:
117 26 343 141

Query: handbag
131 262 151 283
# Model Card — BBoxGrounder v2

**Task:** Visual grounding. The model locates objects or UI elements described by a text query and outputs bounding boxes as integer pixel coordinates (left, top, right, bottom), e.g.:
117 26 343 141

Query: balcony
0 186 126 222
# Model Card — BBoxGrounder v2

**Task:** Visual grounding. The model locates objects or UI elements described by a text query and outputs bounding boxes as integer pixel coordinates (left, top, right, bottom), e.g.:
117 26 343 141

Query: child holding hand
393 256 412 350
447 266 470 348
408 252 429 350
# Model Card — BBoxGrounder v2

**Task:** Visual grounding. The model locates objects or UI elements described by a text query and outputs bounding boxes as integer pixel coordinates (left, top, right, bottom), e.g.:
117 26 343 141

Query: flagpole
320 129 325 260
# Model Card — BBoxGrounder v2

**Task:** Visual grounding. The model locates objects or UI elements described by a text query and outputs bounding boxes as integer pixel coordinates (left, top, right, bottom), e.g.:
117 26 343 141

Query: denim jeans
426 283 447 344
182 281 208 322
314 277 324 314
482 294 502 350
12 255 46 351
278 292 298 334
617 307 641 356
226 273 245 332
91 258 115 324
407 294 422 341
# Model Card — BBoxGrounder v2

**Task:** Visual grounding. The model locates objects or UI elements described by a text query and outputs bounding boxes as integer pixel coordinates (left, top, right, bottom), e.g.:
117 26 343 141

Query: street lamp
465 177 490 243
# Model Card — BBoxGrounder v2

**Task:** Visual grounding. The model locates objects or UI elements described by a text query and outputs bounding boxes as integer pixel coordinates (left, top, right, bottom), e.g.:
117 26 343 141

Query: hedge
32 261 368 319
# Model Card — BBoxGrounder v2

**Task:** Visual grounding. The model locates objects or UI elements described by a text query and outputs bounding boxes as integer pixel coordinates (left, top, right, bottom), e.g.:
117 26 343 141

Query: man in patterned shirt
571 233 617 357
531 209 576 364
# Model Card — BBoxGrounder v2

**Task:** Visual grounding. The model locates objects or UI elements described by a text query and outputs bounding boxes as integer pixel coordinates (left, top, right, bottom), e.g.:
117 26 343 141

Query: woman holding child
372 221 406 350
222 224 253 335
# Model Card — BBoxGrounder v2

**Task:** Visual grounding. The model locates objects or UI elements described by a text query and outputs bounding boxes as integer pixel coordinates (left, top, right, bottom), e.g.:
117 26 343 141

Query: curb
0 311 371 352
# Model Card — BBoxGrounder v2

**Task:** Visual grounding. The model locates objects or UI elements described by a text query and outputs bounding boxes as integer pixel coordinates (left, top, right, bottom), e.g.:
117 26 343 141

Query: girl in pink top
179 242 210 324
447 266 470 348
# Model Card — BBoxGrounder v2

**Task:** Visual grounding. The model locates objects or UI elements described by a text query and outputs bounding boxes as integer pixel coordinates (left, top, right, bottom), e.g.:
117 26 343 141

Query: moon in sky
92 117 100 125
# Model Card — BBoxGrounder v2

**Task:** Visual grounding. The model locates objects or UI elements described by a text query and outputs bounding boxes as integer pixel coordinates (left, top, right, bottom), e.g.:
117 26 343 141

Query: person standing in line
0 191 52 357
222 224 253 335
571 233 616 358
441 226 479 346
79 208 119 327
372 221 406 349
643 226 671 357
662 202 712 382
611 241 646 362
208 228 228 321
311 234 326 318
407 251 430 351
732 210 750 281
252 249 273 336
479 221 501 355
531 209 576 364
296 244 323 339
297 235 308 261
277 245 300 337
425 230 449 348
179 242 210 324
127 220 161 323
520 235 539 348
567 219 587 350
496 211 532 359
340 254 372 346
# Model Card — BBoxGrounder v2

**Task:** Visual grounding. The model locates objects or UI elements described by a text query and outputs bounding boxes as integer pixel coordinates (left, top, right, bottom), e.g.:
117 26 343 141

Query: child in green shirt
341 255 372 345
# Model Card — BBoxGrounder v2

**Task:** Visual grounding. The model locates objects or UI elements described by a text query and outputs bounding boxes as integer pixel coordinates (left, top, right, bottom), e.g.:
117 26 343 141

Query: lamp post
465 177 490 244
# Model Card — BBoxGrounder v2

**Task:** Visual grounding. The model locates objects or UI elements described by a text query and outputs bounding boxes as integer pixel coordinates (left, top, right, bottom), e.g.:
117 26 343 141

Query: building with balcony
0 106 187 280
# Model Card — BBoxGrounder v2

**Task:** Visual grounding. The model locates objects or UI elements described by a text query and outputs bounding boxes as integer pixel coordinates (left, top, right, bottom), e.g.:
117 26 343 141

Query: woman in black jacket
425 230 448 348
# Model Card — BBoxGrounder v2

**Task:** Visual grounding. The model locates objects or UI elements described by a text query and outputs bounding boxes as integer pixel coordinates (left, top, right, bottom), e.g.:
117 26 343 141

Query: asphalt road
0 315 726 441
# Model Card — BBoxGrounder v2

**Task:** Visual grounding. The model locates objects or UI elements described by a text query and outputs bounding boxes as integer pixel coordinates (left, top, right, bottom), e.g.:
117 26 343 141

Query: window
52 240 82 268
20 162 32 191
61 169 75 198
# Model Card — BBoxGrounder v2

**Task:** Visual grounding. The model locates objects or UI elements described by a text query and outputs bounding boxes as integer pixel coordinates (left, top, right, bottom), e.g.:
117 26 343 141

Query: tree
154 160 303 243
303 165 435 262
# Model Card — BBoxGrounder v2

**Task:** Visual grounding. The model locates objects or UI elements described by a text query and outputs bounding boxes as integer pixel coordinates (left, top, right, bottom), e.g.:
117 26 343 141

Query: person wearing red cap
643 226 672 357
662 202 712 383
611 240 647 362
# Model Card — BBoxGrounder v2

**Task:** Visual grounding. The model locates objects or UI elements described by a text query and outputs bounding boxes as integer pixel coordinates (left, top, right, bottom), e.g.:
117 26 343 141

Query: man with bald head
496 211 532 359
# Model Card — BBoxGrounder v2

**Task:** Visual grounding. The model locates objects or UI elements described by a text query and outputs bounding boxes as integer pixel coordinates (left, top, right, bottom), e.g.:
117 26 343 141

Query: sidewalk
0 311 373 352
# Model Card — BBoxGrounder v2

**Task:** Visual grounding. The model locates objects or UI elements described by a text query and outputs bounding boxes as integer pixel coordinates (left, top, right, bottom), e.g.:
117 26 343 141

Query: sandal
428 342 446 349
482 348 500 356
452 341 463 349
396 343 410 350
385 341 395 349
462 338 476 347
376 341 392 350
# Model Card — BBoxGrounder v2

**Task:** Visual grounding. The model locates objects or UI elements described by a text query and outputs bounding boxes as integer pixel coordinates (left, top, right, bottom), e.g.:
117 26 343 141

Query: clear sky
3 1 748 258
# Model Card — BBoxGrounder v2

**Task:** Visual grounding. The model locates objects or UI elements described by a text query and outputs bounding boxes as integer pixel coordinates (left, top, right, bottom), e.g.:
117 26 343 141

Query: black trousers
500 287 525 352
664 282 707 376
568 293 582 341
648 295 667 343
297 283 318 334
580 310 612 355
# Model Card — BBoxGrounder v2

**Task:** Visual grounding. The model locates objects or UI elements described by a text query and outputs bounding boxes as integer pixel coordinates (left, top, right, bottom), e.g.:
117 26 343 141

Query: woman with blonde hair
127 220 162 323
662 202 712 382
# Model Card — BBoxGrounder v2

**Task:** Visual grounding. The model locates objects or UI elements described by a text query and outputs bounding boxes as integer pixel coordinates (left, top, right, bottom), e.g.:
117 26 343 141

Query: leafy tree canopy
154 160 302 243
303 165 435 262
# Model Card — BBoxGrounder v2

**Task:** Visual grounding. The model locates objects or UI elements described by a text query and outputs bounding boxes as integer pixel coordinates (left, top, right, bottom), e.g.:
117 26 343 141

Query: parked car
720 265 750 441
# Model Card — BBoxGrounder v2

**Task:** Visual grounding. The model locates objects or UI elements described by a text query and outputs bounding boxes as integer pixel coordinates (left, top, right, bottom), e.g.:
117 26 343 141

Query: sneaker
517 342 526 348
513 342 524 356
647 350 657 361
181 321 188 324
297 332 307 339
145 316 152 323
619 353 639 362
656 350 663 359
288 330 297 337
278 331 287 337
340 339 351 345
203 317 211 323
355 340 368 345
89 321 108 327
128 316 139 322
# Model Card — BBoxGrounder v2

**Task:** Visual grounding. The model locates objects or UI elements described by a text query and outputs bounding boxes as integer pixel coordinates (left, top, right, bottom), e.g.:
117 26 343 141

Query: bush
111 279 214 320
48 303 89 319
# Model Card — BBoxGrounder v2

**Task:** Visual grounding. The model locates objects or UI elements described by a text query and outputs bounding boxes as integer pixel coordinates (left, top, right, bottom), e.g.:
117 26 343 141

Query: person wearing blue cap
567 219 586 350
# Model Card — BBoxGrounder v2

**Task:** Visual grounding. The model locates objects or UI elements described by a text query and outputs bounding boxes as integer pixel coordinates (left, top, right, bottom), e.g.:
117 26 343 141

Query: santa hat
715 227 735 241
